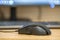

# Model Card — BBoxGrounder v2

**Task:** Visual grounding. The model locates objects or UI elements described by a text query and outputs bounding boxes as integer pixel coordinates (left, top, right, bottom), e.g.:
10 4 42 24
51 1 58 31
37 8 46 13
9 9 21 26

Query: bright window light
0 0 14 5
50 3 55 8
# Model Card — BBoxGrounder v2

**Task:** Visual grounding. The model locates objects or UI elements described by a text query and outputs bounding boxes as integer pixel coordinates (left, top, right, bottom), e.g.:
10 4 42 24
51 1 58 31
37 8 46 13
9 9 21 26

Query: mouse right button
31 26 47 35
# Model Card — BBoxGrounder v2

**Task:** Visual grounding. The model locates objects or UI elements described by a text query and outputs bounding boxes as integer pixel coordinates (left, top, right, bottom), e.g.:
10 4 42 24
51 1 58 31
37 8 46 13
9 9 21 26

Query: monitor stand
10 7 16 21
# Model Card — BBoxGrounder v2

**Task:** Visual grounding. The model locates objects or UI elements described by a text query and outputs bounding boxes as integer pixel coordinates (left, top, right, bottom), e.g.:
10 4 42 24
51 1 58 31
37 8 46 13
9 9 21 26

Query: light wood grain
0 29 60 40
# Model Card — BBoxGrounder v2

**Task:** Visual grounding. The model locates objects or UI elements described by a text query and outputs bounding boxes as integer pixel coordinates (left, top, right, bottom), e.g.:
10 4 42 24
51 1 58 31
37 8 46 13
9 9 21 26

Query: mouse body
18 24 51 35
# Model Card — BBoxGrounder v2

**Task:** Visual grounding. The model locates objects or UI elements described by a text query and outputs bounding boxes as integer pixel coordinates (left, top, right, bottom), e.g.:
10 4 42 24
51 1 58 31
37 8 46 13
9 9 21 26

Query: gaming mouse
18 24 51 35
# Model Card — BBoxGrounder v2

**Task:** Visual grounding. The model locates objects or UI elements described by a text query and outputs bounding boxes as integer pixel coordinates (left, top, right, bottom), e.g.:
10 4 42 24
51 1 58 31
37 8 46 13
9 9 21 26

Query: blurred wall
17 6 60 22
16 6 39 21
0 6 60 22
40 6 60 22
0 6 10 20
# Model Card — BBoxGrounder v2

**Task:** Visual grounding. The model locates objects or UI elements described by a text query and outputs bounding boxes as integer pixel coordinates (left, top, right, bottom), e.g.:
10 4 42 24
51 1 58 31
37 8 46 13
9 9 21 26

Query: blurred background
0 5 60 28
0 5 60 22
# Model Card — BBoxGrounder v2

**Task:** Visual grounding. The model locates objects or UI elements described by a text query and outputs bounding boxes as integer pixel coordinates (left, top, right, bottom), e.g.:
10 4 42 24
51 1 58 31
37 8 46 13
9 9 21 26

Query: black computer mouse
18 24 51 35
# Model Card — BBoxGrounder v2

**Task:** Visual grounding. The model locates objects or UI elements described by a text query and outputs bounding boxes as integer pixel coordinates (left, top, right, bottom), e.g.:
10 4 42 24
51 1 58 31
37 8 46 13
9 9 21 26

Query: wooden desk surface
0 29 60 40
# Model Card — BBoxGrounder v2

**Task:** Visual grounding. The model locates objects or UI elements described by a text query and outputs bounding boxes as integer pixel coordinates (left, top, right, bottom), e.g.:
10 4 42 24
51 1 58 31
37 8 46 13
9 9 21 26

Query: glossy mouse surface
18 24 51 35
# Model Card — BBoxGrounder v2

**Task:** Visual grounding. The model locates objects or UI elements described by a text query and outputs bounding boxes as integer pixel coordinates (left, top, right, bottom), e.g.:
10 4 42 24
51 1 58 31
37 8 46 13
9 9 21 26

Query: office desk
0 29 60 40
